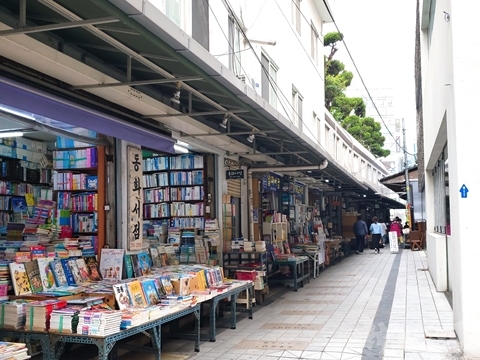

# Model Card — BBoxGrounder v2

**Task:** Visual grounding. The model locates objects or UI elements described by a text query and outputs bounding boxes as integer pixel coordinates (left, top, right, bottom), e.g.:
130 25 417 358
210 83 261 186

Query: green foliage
323 32 390 158
341 116 390 157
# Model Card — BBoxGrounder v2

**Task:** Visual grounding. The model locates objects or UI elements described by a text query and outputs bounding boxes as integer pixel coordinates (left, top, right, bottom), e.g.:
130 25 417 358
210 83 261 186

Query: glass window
292 0 301 35
311 22 319 65
228 16 242 75
292 87 303 130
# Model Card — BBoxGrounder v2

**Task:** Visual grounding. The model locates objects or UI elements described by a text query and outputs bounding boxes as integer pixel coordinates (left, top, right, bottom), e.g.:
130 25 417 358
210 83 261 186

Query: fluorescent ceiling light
0 131 23 138
176 140 189 148
174 144 189 154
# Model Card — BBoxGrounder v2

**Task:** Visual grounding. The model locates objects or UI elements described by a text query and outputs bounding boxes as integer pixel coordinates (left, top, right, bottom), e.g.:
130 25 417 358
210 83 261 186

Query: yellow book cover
25 194 35 206
126 280 147 307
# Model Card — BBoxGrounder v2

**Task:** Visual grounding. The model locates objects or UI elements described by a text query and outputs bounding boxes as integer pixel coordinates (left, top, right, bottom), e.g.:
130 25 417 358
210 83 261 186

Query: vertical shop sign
127 146 143 251
389 231 399 254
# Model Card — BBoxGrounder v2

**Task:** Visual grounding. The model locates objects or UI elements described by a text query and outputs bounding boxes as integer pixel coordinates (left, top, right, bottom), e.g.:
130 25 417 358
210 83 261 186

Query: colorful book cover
99 248 124 280
11 196 27 212
137 252 152 276
124 254 134 279
50 260 68 287
141 279 160 305
75 258 90 282
149 247 162 267
153 277 166 296
126 280 147 308
131 254 143 278
9 262 32 296
67 259 82 285
24 260 43 294
112 283 133 310
83 256 102 281
37 258 56 290
159 275 175 296
60 259 76 286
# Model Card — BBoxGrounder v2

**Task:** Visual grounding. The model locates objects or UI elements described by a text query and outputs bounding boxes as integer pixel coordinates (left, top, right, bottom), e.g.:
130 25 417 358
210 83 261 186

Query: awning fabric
0 76 175 154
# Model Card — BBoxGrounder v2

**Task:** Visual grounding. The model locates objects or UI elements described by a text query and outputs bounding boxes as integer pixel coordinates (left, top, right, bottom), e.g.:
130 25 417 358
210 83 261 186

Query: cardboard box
15 148 33 162
222 194 232 203
0 144 14 158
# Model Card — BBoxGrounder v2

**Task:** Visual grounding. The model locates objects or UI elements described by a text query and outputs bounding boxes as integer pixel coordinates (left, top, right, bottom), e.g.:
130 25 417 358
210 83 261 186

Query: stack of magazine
77 309 122 336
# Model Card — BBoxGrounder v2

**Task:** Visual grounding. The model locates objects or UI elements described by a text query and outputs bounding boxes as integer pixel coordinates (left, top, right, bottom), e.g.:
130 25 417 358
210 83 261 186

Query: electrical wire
319 0 416 157
212 47 251 58
207 1 257 94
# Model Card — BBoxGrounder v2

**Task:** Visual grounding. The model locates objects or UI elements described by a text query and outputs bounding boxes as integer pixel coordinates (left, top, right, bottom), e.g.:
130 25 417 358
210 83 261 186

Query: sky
324 0 417 150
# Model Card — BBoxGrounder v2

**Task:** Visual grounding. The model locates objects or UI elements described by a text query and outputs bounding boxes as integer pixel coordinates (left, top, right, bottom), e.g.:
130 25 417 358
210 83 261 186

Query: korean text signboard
127 146 143 251
389 231 399 254
262 172 281 192
226 169 244 180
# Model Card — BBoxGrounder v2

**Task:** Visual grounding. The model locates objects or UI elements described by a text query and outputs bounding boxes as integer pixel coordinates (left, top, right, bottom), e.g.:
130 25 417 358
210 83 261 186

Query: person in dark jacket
353 215 368 254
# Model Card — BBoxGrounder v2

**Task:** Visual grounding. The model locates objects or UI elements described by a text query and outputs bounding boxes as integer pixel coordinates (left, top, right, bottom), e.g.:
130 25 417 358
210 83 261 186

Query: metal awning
0 0 367 191
380 167 418 200
362 182 406 209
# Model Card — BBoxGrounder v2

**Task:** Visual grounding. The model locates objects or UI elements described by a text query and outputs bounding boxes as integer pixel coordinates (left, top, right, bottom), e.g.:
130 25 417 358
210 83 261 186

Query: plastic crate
236 270 257 281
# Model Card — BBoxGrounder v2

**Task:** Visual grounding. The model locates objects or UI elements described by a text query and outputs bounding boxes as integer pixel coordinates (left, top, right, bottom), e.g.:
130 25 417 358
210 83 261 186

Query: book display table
269 257 310 291
0 304 201 360
204 281 253 342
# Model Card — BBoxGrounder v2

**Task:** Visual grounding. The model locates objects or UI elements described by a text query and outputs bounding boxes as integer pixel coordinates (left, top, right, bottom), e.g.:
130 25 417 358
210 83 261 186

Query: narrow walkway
153 247 462 360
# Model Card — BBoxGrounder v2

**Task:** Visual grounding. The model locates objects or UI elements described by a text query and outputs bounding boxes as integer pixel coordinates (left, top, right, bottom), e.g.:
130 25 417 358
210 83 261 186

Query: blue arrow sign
460 184 469 198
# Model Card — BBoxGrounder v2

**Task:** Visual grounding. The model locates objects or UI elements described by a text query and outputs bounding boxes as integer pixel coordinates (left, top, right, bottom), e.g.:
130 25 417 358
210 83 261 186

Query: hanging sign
127 146 143 251
262 172 281 192
226 169 244 179
389 231 399 254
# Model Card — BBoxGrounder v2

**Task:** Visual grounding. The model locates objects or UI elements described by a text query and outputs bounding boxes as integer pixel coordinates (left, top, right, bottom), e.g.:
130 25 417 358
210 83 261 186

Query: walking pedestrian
353 215 368 254
380 219 387 248
369 216 383 254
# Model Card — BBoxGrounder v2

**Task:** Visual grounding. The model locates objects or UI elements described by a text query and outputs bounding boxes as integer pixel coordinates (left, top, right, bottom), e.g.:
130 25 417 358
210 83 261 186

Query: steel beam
146 110 248 118
0 17 119 36
71 76 203 90
182 130 277 137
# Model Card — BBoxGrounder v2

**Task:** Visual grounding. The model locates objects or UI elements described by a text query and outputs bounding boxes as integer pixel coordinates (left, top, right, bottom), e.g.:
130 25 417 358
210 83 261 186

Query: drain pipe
247 161 329 241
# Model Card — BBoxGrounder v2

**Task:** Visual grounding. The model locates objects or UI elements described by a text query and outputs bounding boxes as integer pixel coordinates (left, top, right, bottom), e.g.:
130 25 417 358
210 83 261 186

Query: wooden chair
409 230 422 251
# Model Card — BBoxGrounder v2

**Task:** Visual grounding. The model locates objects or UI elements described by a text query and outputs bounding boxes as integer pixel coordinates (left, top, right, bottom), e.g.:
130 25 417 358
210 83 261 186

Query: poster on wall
389 231 399 254
127 146 143 251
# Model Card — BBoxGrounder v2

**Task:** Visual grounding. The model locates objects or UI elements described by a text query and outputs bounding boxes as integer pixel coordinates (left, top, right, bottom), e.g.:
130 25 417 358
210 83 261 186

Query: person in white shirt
369 216 384 254
380 220 387 247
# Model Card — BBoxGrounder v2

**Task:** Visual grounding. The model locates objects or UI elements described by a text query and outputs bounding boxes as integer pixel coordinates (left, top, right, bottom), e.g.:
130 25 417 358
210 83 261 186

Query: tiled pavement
151 247 463 360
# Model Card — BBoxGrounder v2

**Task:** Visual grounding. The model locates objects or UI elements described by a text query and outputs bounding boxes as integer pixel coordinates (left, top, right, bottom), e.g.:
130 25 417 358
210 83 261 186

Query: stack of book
147 305 163 320
0 342 29 360
0 301 27 329
120 308 149 329
0 261 11 298
77 309 122 336
50 307 79 334
25 299 67 331
6 223 24 241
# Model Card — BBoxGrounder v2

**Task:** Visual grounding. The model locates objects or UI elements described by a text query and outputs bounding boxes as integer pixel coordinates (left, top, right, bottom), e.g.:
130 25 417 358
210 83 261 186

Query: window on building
261 53 278 109
433 145 449 234
166 0 181 27
292 87 303 131
228 16 241 75
316 114 322 143
311 22 319 65
427 0 437 46
292 0 301 35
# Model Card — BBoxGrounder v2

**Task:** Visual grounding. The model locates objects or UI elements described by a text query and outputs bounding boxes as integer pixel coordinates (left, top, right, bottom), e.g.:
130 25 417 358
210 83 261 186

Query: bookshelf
0 156 52 227
142 154 206 233
52 146 105 253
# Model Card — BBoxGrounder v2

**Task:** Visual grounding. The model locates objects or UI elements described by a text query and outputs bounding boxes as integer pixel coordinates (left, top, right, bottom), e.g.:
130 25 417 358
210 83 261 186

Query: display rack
142 154 206 232
52 146 105 253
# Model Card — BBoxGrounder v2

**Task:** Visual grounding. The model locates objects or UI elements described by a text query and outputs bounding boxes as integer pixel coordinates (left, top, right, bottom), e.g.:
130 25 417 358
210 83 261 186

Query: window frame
310 21 319 65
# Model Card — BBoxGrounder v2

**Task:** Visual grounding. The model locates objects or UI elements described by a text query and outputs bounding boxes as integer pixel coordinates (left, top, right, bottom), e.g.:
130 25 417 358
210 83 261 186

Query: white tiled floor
119 248 464 360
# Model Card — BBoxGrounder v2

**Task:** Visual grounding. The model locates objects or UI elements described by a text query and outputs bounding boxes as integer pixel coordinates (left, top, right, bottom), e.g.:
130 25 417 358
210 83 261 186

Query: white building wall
421 0 480 356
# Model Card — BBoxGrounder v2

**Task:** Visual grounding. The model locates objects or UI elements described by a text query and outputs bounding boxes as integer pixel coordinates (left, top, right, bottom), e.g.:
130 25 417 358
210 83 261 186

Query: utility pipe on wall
247 161 329 242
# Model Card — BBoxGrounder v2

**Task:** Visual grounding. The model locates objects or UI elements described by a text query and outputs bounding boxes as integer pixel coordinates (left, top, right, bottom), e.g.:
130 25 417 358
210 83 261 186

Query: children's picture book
141 279 159 305
75 258 90 283
37 258 56 290
124 254 134 279
159 275 174 296
153 277 166 296
24 260 43 294
99 248 124 280
50 260 68 287
9 262 31 296
83 256 102 281
60 259 76 286
137 252 152 276
112 283 133 310
126 280 147 308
